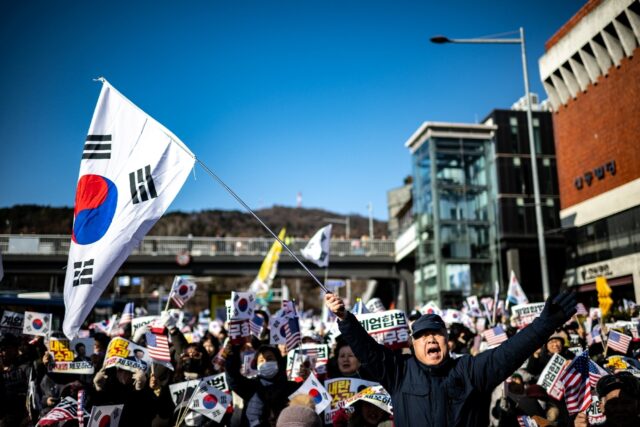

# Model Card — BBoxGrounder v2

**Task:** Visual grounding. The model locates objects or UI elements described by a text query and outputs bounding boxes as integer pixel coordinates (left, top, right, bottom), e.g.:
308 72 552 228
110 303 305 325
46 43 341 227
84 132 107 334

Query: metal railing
0 234 395 257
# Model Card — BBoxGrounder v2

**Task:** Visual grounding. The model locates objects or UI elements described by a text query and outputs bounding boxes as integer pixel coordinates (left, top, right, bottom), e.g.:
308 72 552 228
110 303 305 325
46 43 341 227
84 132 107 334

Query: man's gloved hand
93 369 109 391
539 290 577 327
160 310 179 330
132 368 147 391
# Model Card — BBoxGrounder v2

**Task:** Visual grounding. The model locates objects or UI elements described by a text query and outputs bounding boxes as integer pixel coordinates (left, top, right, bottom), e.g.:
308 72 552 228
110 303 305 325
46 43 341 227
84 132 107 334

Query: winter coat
225 349 300 427
337 311 561 427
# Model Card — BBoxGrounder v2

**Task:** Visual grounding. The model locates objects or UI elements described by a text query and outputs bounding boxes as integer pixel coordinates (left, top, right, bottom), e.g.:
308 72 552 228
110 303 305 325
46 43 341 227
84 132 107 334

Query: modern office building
403 122 498 306
483 108 565 301
539 0 640 301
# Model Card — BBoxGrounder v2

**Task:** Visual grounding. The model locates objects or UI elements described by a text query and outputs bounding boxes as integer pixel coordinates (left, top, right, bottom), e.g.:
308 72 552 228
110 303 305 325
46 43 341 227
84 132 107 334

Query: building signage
574 160 616 190
580 263 613 282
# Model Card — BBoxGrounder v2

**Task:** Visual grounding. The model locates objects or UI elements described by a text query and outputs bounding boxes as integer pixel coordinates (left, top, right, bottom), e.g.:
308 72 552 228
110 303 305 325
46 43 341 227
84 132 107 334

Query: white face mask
257 361 279 379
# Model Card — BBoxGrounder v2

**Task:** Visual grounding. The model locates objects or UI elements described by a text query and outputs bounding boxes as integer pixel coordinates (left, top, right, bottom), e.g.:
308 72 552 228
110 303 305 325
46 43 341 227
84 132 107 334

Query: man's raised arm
324 294 402 391
469 290 577 392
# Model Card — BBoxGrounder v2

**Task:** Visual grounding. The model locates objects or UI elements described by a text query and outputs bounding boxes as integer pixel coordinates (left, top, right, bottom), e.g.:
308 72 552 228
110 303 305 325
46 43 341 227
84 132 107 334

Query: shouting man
324 291 576 427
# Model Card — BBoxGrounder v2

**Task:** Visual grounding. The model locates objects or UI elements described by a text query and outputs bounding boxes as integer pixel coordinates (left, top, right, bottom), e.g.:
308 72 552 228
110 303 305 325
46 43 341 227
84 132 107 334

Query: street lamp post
431 27 550 299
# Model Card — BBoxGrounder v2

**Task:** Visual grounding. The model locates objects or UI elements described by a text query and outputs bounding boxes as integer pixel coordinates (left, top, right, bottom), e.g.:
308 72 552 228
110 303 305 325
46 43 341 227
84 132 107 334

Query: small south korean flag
88 404 123 427
23 311 52 337
230 291 255 321
288 372 331 414
190 383 232 423
269 310 288 346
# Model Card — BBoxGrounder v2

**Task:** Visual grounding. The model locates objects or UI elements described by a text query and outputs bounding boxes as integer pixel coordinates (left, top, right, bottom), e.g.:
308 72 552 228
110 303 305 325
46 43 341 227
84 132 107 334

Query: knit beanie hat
276 405 322 427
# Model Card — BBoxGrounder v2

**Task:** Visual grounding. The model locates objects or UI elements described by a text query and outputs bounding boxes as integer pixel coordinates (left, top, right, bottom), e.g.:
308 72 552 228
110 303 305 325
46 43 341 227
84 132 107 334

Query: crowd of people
0 290 639 427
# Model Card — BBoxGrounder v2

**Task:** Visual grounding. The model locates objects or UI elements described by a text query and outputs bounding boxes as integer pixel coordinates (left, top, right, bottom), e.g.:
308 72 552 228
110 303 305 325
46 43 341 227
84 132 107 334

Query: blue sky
0 0 584 220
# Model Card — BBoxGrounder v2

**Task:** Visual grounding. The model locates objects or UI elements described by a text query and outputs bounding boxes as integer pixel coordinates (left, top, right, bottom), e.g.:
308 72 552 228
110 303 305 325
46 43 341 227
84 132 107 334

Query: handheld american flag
559 350 608 415
285 317 301 351
607 330 631 354
482 326 508 347
146 326 172 363
249 314 264 337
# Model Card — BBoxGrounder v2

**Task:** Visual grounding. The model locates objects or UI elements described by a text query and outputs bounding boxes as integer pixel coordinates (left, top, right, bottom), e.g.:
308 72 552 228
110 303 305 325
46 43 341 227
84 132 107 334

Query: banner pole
196 159 329 293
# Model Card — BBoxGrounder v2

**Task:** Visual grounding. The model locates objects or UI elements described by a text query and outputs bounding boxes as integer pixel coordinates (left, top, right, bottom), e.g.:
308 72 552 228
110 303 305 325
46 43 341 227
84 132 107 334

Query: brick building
539 0 640 301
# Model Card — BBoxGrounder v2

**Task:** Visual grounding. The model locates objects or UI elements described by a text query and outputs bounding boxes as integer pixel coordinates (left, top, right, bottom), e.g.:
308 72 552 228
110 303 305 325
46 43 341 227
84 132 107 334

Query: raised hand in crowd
325 293 346 320
132 368 147 390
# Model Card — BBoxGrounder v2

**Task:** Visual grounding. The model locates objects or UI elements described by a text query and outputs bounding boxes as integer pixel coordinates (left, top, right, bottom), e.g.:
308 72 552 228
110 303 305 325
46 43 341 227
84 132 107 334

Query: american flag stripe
146 327 171 362
249 316 263 337
560 351 606 415
284 320 301 351
77 389 85 427
170 292 185 308
607 330 631 354
482 326 508 346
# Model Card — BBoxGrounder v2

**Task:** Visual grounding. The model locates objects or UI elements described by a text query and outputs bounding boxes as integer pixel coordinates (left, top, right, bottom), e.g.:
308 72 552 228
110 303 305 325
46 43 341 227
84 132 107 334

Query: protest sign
286 344 329 379
324 377 377 423
131 316 159 337
510 303 545 329
356 310 410 350
0 310 24 335
227 319 250 345
343 385 393 415
586 395 606 425
536 353 567 400
23 311 52 336
48 337 95 374
103 337 151 373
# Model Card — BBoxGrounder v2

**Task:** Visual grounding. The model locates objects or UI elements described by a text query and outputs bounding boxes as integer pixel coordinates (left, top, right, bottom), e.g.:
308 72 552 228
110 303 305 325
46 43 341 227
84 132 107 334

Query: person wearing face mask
573 371 640 427
226 345 301 427
325 290 578 427
176 343 212 381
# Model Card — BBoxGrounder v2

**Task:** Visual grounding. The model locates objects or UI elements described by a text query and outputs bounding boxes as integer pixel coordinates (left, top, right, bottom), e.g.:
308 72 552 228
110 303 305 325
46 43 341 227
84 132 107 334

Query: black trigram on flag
129 165 158 204
83 135 111 159
73 259 94 286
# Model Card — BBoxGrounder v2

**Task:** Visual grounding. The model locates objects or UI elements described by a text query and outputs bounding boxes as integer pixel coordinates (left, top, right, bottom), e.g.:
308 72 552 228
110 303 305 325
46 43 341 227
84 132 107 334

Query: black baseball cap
596 371 640 397
411 314 447 338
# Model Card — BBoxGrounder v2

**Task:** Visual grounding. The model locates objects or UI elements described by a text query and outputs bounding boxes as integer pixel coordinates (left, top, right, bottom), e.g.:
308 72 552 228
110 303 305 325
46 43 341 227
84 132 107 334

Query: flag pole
196 159 330 293
164 293 172 312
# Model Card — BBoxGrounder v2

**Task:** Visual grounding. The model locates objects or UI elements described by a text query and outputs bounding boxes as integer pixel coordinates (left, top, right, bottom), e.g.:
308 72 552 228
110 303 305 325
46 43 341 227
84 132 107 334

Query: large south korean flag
63 79 195 339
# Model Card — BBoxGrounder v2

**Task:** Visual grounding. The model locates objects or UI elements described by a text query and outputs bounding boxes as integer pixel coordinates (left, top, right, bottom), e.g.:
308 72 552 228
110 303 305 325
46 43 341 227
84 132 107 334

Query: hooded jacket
337 309 565 427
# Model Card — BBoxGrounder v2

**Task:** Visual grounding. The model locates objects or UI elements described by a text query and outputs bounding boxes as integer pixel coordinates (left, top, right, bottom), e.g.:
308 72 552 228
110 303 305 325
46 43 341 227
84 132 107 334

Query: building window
510 117 520 152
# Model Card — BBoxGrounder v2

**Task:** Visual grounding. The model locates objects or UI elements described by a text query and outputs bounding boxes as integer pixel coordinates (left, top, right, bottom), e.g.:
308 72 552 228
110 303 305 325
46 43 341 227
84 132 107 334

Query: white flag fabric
229 291 256 320
63 79 195 339
169 276 198 308
301 224 332 268
288 372 331 414
189 383 232 423
507 270 529 306
23 311 52 337
88 404 123 427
